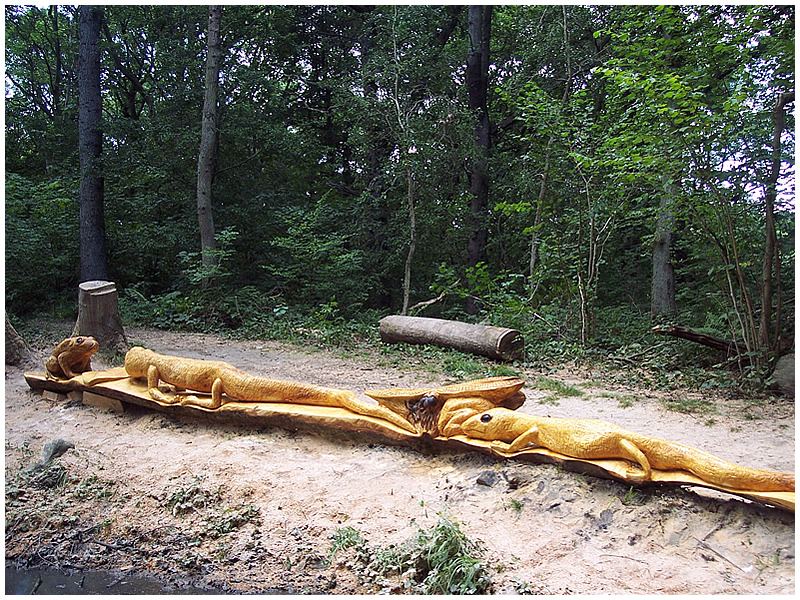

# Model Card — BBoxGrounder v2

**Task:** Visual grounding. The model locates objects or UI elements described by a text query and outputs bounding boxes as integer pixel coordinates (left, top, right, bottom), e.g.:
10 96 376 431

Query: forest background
5 5 795 388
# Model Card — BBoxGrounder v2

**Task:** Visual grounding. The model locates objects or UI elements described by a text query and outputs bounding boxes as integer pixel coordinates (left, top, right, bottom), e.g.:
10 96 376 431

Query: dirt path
5 325 795 594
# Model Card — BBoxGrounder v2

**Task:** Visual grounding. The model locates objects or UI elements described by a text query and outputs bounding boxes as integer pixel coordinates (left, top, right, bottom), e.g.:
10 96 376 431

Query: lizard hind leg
339 392 417 434
619 438 652 482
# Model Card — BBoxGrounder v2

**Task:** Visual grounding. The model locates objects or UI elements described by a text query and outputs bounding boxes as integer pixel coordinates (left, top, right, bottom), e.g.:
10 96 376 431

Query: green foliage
327 526 367 564
531 377 584 398
5 173 81 316
5 4 794 390
178 227 240 287
369 513 491 595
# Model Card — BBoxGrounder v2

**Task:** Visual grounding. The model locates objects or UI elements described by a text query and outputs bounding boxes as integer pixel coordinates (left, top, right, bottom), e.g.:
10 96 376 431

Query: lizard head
461 407 516 442
124 346 156 378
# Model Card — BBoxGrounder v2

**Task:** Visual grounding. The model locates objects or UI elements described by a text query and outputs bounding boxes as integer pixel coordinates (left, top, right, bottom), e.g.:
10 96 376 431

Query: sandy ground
4 324 796 594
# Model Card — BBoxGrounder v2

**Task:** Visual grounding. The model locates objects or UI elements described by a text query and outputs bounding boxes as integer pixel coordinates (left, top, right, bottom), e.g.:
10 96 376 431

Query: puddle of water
5 566 219 595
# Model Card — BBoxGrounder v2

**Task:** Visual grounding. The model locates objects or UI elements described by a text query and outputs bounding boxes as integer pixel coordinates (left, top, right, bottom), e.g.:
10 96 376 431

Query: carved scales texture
463 409 795 493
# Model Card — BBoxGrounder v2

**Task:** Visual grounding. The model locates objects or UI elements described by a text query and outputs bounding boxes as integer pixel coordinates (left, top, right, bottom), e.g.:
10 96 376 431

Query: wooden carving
24 339 795 511
461 407 794 493
123 347 416 433
45 336 99 379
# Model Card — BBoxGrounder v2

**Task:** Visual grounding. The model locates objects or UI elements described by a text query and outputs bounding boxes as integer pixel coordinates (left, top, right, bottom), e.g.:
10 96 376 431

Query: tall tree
196 5 222 279
77 5 108 282
651 177 678 318
759 90 794 354
465 5 492 314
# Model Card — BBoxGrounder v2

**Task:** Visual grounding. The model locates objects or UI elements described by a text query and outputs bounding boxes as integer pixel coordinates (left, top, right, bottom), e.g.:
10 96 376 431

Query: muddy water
5 566 221 595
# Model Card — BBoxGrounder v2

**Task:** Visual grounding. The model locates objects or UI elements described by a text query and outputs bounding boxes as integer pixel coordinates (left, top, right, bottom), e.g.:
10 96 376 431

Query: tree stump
72 280 127 353
6 312 34 366
379 315 524 361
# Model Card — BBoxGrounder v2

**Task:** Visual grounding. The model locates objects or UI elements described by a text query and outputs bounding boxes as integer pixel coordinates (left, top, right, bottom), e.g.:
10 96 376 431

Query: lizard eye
76 337 84 344
480 413 493 423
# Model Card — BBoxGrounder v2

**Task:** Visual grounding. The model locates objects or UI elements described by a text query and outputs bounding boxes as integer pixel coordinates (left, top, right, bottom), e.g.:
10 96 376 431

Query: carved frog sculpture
45 336 99 380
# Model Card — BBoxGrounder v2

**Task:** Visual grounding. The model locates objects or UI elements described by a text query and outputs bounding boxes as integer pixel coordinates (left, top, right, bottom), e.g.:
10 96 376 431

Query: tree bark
401 167 416 315
78 5 108 282
759 90 794 354
465 5 492 315
196 5 222 281
72 280 128 353
651 175 678 318
6 313 34 366
380 315 524 361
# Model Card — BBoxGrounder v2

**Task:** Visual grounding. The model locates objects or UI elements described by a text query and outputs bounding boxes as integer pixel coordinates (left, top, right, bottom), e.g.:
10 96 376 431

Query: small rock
771 353 794 397
476 471 498 487
41 439 74 465
595 509 613 529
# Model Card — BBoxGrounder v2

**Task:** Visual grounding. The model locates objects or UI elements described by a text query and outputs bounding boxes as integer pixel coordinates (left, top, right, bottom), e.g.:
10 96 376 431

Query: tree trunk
759 91 794 355
196 5 222 282
72 280 128 354
401 167 416 315
465 5 492 315
651 175 678 318
379 315 524 361
78 5 108 282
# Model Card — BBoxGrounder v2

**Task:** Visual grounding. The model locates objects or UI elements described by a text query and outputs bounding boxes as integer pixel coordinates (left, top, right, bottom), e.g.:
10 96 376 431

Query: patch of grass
328 526 367 563
71 474 115 500
369 513 491 594
200 504 260 539
442 352 521 380
620 486 646 506
594 392 644 408
505 498 523 514
532 376 584 398
167 477 222 516
537 395 560 406
660 396 717 416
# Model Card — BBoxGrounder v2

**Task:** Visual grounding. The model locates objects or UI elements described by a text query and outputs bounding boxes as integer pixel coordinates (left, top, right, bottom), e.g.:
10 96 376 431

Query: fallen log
651 324 742 355
379 315 524 361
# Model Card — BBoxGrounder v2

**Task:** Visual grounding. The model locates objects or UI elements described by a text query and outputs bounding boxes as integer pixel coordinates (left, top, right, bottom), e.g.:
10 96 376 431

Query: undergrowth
328 513 492 594
14 279 785 399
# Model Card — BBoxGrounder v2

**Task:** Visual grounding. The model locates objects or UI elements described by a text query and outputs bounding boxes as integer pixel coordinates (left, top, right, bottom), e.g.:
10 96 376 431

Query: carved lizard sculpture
365 376 525 436
45 336 99 380
123 347 416 433
462 407 795 493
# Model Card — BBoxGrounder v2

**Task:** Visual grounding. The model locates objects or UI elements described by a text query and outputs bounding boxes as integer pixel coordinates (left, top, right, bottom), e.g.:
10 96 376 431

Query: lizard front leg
618 438 652 482
490 425 541 454
180 378 226 410
146 365 179 404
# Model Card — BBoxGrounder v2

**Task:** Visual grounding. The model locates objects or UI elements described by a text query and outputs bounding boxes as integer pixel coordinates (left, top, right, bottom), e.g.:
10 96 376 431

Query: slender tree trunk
759 91 794 355
401 167 416 315
196 5 222 281
651 175 678 318
465 5 492 315
77 5 108 282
